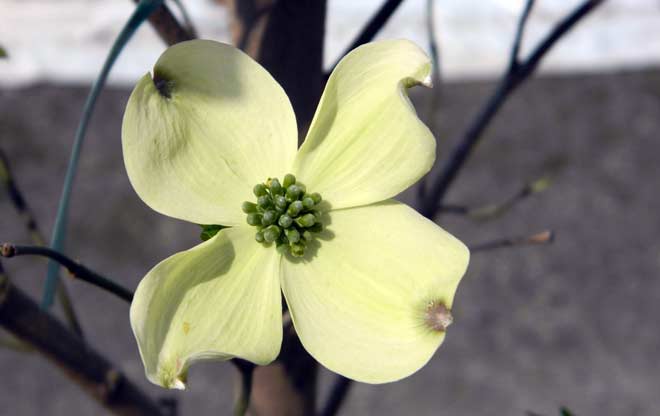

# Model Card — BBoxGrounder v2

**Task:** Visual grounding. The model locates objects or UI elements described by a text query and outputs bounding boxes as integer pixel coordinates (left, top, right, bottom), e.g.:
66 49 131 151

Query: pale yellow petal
281 201 469 383
130 227 282 389
293 40 434 209
122 40 297 225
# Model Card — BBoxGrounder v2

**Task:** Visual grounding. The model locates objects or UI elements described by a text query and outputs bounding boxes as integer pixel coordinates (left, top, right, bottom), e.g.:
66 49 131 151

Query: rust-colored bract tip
424 301 453 332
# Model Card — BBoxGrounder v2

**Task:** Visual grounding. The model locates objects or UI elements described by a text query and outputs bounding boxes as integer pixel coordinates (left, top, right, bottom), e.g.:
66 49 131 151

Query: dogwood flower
123 39 469 389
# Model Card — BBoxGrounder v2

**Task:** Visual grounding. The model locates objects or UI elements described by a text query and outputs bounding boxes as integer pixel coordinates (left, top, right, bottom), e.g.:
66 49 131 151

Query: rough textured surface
1 69 659 415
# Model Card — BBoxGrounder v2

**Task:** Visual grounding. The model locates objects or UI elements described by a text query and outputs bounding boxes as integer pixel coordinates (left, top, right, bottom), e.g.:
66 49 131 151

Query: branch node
99 368 123 403
1 243 15 258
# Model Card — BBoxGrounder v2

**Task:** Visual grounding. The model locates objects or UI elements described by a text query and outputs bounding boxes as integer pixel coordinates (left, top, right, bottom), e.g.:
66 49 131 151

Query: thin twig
0 148 84 337
168 0 198 38
0 331 34 352
0 149 42 244
233 360 255 416
319 376 353 416
469 230 554 253
426 0 440 72
508 0 535 73
2 244 133 303
420 0 604 218
417 0 442 202
439 176 552 220
326 0 405 76
133 0 194 45
0 264 164 416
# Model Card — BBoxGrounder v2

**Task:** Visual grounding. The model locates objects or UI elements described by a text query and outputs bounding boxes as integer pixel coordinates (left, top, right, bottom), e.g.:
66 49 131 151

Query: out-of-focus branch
508 0 535 73
469 230 554 253
417 0 443 202
233 360 255 416
230 3 326 413
438 176 552 220
419 0 604 218
169 0 198 38
0 263 164 416
0 148 83 337
326 0 406 76
132 0 195 45
319 375 353 416
2 244 133 303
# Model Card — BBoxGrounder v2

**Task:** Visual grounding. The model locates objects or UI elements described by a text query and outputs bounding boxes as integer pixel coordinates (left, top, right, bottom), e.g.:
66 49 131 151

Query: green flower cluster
243 174 323 257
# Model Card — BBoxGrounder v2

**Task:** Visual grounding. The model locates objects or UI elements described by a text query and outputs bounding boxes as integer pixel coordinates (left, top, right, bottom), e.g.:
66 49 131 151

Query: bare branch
0 148 84 336
439 176 552 220
319 376 353 416
0 264 164 416
469 230 554 253
508 0 535 73
419 0 604 218
132 0 194 45
233 360 255 416
326 0 406 76
1 244 133 303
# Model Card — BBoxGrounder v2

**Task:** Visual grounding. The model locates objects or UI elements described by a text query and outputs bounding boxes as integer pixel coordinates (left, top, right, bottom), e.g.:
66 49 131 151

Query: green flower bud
302 196 315 210
283 173 296 188
287 200 303 217
242 201 257 213
253 183 267 197
246 213 262 226
285 185 302 202
290 242 305 257
289 184 303 196
263 225 281 243
257 194 272 208
246 175 324 255
262 210 278 226
268 178 282 195
278 214 293 228
274 195 288 209
296 213 316 228
285 228 301 243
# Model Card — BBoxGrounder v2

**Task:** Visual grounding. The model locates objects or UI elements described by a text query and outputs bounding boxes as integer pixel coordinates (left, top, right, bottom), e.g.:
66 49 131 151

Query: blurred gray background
1 1 660 415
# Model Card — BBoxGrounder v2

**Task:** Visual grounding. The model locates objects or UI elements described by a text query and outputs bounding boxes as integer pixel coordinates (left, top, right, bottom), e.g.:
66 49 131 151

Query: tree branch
326 0 406 76
132 0 194 45
216 3 327 414
419 0 604 218
438 176 551 220
2 244 133 303
469 230 554 253
233 360 255 416
319 375 353 416
508 0 535 73
0 148 84 337
0 263 164 416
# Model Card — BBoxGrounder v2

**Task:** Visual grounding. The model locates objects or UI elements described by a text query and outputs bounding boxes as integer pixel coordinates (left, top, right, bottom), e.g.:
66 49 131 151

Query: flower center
243 174 323 257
